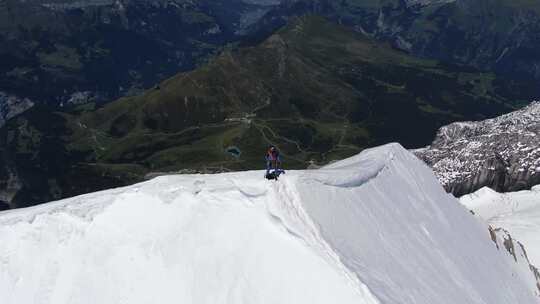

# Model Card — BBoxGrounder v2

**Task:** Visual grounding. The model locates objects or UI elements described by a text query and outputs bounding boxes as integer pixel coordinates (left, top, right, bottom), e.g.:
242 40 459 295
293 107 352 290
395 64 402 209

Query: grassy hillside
251 0 540 91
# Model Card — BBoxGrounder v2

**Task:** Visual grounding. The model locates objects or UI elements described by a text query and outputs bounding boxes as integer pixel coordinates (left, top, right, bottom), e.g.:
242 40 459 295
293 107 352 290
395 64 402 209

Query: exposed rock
63 91 94 106
490 227 540 295
414 101 540 196
0 92 34 128
404 0 456 7
0 166 21 208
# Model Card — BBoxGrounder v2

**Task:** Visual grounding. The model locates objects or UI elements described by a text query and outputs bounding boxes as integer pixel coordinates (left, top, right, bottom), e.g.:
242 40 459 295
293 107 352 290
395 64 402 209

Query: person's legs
266 160 272 174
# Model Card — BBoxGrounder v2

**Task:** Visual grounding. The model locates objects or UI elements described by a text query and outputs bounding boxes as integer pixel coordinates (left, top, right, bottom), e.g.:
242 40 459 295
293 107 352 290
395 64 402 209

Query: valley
1 16 532 208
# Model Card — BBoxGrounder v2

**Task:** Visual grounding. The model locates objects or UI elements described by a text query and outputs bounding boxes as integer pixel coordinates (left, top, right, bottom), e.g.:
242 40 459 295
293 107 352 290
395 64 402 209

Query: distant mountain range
253 0 540 87
0 16 534 209
2 0 540 117
0 0 280 112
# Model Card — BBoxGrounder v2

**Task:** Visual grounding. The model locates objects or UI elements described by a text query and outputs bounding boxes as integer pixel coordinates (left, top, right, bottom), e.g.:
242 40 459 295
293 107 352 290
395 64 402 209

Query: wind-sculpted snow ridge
0 144 538 304
414 101 540 196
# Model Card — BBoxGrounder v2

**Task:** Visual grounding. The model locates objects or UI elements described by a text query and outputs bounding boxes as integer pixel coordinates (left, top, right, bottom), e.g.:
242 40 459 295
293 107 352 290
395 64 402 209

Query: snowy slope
1 143 538 304
461 186 540 266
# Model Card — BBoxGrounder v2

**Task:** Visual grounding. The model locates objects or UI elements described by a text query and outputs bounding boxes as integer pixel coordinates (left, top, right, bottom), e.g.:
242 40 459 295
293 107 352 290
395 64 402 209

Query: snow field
461 186 540 266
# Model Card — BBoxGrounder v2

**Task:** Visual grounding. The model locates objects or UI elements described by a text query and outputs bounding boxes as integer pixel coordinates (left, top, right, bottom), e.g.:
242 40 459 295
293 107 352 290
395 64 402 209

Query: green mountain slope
0 16 530 208
252 0 540 92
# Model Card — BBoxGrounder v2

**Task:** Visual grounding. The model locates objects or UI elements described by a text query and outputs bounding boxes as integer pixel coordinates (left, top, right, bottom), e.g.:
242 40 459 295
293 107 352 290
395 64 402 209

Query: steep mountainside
461 186 540 267
415 101 540 196
0 0 279 118
252 0 540 94
1 144 538 303
461 185 540 289
0 16 529 209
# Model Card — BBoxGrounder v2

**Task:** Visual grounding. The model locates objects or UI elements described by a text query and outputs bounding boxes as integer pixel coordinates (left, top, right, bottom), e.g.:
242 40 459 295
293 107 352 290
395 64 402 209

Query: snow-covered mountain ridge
415 101 540 196
460 186 540 294
1 143 538 303
461 186 540 266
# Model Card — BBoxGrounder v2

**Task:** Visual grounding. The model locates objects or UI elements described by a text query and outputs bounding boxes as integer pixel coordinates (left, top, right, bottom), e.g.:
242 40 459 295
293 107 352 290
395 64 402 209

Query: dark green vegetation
0 16 534 208
253 0 540 93
0 0 278 105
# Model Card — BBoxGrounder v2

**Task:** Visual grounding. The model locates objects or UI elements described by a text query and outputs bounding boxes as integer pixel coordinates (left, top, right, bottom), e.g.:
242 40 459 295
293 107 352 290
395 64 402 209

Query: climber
265 146 282 179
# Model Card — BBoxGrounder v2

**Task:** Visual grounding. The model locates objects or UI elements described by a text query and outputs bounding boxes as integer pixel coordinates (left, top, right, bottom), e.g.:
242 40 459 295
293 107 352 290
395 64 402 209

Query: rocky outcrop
414 101 540 196
0 92 34 128
404 0 456 7
489 227 540 295
0 166 21 210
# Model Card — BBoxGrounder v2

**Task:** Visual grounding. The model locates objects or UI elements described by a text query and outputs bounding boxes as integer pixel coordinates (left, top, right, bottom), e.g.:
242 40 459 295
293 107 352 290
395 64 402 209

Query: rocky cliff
0 92 34 128
415 101 540 196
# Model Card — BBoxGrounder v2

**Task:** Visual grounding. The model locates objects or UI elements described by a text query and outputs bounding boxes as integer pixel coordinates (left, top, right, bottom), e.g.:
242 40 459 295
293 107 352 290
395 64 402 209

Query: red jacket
267 149 279 161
